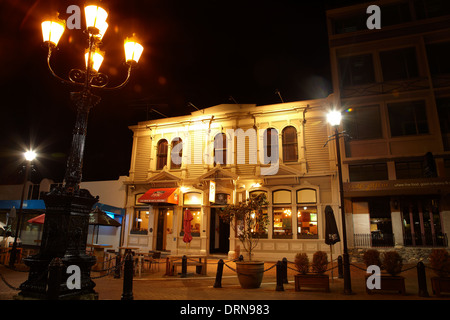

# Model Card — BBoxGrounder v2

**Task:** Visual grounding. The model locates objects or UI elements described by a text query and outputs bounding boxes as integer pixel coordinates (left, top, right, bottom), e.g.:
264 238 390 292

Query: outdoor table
87 244 112 272
118 246 139 255
166 254 207 276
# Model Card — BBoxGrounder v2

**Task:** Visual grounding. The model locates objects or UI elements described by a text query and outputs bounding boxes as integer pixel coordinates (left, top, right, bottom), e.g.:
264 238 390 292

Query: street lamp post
9 151 36 268
327 110 352 295
18 3 143 300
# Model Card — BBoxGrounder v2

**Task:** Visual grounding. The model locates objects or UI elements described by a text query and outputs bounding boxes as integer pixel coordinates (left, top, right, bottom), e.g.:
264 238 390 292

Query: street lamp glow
85 48 105 72
24 150 37 161
327 110 342 127
41 16 65 47
84 4 108 36
124 34 144 64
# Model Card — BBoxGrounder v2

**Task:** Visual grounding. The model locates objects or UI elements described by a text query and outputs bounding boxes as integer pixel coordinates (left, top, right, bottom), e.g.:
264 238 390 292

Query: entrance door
210 207 230 254
156 207 173 251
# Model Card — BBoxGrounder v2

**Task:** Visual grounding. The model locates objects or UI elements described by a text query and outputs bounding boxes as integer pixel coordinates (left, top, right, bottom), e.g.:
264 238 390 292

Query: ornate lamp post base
17 187 98 300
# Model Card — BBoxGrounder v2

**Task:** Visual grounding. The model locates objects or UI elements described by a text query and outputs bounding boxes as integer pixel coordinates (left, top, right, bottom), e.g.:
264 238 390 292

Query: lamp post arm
46 46 83 88
93 64 133 91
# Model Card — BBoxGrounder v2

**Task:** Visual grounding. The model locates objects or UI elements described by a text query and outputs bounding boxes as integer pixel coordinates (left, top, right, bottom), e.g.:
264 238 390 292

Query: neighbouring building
0 177 126 251
122 99 345 261
326 0 450 251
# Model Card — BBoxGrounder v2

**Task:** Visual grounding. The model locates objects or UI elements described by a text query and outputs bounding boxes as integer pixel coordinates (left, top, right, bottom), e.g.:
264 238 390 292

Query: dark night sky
0 0 370 185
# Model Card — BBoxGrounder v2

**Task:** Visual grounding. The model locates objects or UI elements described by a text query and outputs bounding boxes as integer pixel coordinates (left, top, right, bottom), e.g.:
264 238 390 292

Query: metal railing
353 233 395 248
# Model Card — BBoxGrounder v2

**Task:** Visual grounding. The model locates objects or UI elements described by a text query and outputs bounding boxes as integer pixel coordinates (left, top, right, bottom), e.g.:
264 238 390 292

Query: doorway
156 207 173 251
209 207 230 254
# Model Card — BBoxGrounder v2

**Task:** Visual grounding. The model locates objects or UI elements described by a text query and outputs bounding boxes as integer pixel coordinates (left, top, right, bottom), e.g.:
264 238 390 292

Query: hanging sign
209 180 216 203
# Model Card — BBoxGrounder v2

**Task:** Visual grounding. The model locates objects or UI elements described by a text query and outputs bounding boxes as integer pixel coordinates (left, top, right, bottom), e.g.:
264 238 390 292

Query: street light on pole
19 2 144 299
9 150 36 268
327 110 352 295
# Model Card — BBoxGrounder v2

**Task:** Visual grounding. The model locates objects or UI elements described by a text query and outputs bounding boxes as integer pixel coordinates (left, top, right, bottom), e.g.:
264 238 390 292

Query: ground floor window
401 198 446 246
273 207 293 238
131 208 149 234
297 206 318 239
180 207 201 237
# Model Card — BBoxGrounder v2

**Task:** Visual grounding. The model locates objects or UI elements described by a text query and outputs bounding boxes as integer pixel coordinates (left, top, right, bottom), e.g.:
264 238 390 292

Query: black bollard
47 257 64 300
214 259 224 288
121 252 134 300
282 257 288 284
276 261 284 291
338 256 343 279
114 253 121 279
181 255 187 278
417 261 429 297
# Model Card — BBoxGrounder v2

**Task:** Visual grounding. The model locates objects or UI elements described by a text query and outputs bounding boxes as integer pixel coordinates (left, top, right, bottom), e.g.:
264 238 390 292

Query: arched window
156 139 168 170
171 137 183 169
282 126 298 162
214 133 227 165
263 128 278 164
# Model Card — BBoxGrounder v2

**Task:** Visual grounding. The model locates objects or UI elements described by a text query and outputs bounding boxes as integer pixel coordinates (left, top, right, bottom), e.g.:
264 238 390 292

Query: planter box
431 277 450 297
294 274 330 292
365 275 405 295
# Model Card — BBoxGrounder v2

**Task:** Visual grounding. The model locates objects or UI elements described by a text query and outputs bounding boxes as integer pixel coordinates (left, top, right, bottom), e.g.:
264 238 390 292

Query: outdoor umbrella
89 207 121 244
182 209 193 246
324 205 341 279
27 213 46 224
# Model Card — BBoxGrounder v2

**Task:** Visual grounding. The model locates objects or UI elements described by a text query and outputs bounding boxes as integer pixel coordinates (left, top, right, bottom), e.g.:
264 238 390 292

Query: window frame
156 139 168 170
282 126 298 162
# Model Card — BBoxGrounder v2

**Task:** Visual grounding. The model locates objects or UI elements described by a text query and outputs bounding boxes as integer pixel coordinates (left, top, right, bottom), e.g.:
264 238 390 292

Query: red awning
138 188 179 205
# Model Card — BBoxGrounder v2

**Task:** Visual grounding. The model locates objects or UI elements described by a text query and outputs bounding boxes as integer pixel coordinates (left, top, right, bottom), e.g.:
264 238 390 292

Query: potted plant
294 253 309 275
363 249 381 268
365 250 406 295
429 249 450 296
294 251 330 292
219 192 269 289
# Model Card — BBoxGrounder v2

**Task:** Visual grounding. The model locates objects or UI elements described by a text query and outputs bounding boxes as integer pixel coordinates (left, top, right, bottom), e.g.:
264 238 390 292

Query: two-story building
122 99 343 260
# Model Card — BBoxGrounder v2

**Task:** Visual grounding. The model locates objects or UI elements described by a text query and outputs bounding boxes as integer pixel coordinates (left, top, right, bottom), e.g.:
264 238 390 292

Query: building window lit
297 189 318 239
272 189 292 239
171 137 182 169
181 208 201 237
282 126 298 162
249 190 268 238
156 139 168 170
131 208 149 234
214 133 227 165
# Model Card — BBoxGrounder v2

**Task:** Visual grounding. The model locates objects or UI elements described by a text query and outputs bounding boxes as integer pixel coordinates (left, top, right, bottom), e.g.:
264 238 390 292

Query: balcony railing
353 232 448 248
403 233 448 247
353 233 395 248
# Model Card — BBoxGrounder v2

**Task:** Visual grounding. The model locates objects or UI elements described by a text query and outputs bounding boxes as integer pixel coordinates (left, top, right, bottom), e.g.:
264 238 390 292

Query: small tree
219 192 269 261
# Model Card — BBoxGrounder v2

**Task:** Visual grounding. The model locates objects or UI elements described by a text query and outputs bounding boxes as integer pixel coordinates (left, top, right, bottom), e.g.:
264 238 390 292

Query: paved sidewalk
1 257 449 301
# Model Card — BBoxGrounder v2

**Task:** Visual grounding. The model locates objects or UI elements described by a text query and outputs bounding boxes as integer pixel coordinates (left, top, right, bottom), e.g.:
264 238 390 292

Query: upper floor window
395 161 424 179
427 42 450 76
380 47 419 81
264 128 279 164
282 126 298 162
171 137 183 169
343 105 382 140
349 163 389 182
388 100 429 137
414 0 450 19
339 54 375 87
214 133 227 165
156 139 168 170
